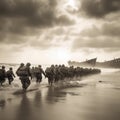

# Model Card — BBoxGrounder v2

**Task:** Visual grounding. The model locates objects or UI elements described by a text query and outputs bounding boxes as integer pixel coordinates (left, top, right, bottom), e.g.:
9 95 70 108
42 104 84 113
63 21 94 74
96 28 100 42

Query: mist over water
0 64 120 120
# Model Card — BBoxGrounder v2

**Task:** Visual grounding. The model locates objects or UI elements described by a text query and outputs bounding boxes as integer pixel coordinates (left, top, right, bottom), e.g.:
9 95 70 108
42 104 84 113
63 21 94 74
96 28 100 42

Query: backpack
45 67 53 75
6 70 12 76
0 69 3 76
0 69 5 77
34 67 40 74
16 66 28 76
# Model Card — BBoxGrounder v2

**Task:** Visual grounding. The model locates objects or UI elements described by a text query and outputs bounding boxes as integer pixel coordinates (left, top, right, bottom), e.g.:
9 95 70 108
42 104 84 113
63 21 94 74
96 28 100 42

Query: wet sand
0 69 120 120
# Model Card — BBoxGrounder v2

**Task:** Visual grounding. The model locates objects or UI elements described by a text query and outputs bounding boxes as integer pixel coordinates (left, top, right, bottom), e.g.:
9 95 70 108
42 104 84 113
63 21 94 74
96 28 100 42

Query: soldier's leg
39 76 42 83
8 77 11 85
20 77 26 90
25 77 31 89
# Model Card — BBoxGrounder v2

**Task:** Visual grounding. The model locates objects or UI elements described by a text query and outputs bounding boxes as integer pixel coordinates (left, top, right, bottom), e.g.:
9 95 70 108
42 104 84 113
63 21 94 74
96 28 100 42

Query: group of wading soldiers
0 66 15 86
0 63 101 90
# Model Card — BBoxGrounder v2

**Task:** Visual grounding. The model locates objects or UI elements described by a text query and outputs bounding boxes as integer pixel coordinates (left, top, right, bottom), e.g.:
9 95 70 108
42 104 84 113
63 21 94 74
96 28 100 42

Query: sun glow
65 0 78 11
49 47 71 64
67 0 77 8
17 46 71 65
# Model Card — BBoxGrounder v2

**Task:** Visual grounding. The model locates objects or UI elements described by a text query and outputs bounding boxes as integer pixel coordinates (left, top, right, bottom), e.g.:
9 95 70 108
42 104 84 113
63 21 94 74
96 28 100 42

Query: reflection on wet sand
0 99 6 110
34 91 42 108
15 87 68 120
15 94 34 120
45 87 67 104
0 70 120 120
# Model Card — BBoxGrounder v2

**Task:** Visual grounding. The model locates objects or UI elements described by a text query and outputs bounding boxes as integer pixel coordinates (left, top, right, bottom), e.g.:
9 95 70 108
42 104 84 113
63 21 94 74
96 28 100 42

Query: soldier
54 65 59 83
16 63 32 91
6 67 15 85
45 65 54 86
0 66 6 86
34 65 46 83
16 63 24 76
31 67 35 79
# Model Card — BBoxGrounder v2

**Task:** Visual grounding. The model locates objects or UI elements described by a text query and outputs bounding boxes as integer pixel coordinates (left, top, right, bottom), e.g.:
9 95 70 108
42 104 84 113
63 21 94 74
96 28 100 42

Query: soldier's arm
12 71 16 77
28 68 32 79
41 69 46 77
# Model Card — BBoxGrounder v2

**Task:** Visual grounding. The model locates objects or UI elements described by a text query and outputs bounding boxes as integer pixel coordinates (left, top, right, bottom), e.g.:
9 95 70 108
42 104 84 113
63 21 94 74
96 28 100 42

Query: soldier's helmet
38 65 41 67
2 66 5 69
26 62 31 66
20 63 24 66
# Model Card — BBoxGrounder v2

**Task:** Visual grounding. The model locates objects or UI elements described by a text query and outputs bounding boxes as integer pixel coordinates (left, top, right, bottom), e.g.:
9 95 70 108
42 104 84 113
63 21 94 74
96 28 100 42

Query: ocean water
0 64 120 120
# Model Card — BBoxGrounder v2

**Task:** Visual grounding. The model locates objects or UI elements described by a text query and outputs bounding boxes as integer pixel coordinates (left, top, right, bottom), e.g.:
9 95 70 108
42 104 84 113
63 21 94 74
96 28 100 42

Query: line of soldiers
0 66 15 86
31 65 46 83
0 63 101 91
45 65 101 85
0 63 46 90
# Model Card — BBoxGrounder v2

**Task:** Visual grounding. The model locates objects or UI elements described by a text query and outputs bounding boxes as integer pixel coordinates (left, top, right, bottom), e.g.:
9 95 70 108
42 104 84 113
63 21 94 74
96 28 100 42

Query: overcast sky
0 0 120 64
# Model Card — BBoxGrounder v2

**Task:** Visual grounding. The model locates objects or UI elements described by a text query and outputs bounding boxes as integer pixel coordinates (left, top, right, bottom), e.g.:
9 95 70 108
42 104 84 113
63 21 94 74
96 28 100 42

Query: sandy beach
0 68 120 120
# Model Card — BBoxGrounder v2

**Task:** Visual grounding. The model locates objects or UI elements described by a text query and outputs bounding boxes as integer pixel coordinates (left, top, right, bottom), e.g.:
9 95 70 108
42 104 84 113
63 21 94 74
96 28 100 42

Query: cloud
71 17 120 52
80 0 120 18
0 0 74 28
104 48 120 52
28 27 70 49
72 37 120 49
0 0 120 63
0 0 74 46
81 22 120 37
72 25 120 51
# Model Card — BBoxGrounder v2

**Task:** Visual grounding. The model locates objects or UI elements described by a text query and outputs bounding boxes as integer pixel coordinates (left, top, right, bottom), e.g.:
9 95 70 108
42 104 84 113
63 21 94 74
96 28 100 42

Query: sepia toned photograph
0 0 120 120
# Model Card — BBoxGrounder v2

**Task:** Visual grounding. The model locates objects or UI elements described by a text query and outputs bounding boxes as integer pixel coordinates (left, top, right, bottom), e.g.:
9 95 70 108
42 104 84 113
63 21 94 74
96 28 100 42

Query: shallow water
0 67 120 120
